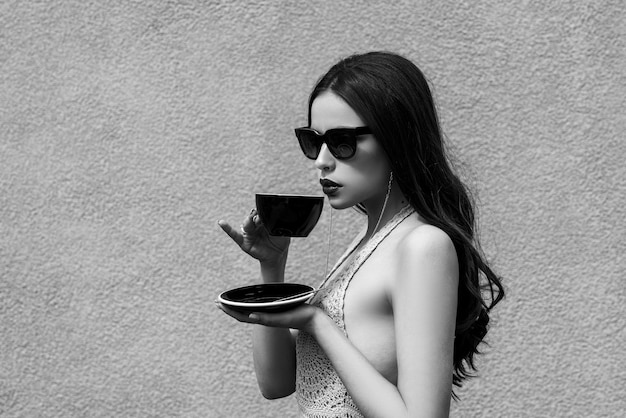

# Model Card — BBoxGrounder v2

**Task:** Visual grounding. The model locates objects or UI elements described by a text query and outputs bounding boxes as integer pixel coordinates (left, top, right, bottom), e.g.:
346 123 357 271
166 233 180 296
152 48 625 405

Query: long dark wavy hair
307 51 505 391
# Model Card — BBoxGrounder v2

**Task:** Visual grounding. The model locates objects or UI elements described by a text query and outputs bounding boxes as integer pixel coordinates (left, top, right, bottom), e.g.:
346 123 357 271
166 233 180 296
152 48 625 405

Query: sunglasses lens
327 132 356 159
296 130 321 159
333 143 355 158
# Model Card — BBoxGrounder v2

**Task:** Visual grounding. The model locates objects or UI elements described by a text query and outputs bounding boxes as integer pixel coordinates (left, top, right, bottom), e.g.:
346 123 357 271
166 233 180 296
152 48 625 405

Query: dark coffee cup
255 193 324 237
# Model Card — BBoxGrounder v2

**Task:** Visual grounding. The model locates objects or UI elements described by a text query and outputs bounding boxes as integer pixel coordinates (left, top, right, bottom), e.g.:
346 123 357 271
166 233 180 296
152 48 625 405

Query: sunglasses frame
294 126 372 160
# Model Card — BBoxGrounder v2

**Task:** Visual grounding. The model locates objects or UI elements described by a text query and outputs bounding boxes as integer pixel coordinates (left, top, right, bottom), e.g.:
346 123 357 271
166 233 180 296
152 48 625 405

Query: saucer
218 283 315 313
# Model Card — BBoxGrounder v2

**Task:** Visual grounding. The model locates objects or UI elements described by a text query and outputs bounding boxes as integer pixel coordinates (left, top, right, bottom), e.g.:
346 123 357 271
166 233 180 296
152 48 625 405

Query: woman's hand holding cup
218 209 291 268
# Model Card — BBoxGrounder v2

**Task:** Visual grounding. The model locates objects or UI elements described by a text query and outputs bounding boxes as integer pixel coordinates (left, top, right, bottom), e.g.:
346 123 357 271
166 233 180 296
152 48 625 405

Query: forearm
253 254 296 398
252 325 296 399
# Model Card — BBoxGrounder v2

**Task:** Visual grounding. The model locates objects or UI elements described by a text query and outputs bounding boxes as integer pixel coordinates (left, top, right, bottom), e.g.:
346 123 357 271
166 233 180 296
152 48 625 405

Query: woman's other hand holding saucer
216 301 323 334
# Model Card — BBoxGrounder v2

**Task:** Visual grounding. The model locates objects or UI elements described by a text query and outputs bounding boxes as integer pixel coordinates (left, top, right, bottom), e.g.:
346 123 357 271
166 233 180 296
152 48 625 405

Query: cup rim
255 193 324 199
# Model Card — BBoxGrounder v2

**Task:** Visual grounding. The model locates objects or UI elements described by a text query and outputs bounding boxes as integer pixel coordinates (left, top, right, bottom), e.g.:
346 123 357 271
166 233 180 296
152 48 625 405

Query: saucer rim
218 283 315 309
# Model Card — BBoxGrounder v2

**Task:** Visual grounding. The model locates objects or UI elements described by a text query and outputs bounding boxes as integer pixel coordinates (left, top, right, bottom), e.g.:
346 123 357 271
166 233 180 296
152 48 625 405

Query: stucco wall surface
1 1 624 417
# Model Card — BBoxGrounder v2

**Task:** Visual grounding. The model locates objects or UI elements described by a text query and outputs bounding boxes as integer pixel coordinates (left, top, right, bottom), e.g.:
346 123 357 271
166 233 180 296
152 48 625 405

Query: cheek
344 154 390 196
355 144 391 185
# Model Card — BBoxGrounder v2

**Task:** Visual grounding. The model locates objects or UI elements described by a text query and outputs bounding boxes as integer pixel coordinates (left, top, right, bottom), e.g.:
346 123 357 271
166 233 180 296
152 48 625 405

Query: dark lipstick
320 178 341 195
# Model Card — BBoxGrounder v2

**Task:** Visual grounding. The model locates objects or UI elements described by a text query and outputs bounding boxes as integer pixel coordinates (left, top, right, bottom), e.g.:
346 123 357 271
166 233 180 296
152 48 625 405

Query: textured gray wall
1 1 624 417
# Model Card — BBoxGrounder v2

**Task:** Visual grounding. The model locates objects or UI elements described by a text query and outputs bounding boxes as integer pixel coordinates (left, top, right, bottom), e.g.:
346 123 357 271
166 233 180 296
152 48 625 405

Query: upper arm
392 225 458 416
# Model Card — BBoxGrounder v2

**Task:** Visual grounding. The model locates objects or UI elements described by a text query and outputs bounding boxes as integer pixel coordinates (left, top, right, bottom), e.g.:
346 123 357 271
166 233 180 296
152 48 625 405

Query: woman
217 51 504 417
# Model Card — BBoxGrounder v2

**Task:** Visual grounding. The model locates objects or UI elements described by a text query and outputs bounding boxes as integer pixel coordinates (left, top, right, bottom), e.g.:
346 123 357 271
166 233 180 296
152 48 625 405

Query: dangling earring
386 171 393 197
371 171 393 236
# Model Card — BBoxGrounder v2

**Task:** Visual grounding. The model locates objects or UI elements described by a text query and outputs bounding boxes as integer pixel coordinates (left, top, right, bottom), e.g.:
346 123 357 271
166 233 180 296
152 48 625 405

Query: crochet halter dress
295 205 415 417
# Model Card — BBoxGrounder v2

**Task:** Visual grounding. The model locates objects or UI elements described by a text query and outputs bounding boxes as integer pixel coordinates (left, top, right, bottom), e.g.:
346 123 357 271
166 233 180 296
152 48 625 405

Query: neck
363 183 408 240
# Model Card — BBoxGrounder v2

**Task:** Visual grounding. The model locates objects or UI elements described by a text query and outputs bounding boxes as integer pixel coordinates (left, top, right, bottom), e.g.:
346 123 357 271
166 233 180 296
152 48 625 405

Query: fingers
240 209 255 234
241 209 263 234
216 301 318 331
253 210 263 227
218 208 261 245
217 220 244 246
215 301 261 324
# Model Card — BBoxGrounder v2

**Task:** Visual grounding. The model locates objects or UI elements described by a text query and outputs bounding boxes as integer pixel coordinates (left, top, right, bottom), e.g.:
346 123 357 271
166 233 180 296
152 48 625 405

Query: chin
326 194 357 210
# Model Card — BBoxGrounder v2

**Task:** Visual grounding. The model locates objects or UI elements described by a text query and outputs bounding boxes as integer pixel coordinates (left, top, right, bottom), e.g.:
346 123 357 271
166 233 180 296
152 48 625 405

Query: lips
320 178 341 195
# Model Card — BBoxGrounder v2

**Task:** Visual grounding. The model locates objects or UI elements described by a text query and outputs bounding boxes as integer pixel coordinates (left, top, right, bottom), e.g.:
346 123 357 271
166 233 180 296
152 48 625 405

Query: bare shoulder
397 224 456 259
392 224 459 286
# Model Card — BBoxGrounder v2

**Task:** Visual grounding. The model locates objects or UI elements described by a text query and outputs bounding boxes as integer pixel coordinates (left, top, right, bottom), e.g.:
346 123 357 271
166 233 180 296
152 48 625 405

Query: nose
314 143 335 172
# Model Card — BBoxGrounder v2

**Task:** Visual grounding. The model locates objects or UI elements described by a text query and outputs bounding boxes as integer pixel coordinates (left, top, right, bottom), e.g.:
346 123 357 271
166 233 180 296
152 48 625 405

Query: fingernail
248 313 259 322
